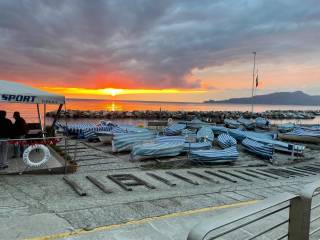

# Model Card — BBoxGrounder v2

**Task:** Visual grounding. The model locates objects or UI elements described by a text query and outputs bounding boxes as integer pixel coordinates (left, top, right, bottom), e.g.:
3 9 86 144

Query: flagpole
251 51 256 114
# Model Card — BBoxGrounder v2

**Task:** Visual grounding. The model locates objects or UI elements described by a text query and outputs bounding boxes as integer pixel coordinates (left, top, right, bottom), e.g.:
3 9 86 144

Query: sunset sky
0 0 319 102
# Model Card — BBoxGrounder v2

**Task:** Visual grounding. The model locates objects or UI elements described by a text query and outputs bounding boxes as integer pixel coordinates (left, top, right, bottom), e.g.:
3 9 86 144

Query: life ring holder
22 144 51 168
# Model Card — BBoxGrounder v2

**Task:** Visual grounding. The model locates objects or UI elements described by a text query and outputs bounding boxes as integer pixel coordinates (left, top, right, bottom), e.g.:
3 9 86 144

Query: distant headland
204 91 320 106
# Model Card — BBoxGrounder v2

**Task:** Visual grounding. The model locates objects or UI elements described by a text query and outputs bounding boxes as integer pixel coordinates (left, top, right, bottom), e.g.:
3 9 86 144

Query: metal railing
187 180 320 240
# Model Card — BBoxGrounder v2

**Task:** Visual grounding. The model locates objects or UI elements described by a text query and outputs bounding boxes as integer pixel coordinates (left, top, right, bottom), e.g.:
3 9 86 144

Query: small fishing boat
183 142 212 152
224 119 241 129
196 126 214 142
112 132 155 152
217 133 237 149
228 129 275 142
255 117 270 129
278 128 320 144
237 117 255 130
97 124 148 144
131 140 184 161
249 136 305 155
189 146 239 164
188 117 207 129
211 125 229 135
241 138 274 159
277 123 295 133
163 123 186 136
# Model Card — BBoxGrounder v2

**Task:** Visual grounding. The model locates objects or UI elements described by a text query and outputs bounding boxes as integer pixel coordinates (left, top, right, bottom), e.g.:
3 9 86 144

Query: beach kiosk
0 80 67 174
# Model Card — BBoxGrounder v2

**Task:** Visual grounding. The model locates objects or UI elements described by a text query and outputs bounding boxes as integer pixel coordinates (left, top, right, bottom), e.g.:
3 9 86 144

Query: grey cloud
0 0 319 88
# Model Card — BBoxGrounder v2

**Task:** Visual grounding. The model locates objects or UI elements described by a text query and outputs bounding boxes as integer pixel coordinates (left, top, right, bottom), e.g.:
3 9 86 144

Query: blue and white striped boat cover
197 126 214 142
112 132 155 152
217 133 237 149
248 136 305 154
188 118 206 129
131 141 184 161
237 117 255 129
224 119 241 128
301 125 320 132
242 138 274 159
181 129 197 136
278 123 295 133
255 117 270 128
155 136 185 143
163 123 186 136
183 142 211 152
60 122 116 139
228 129 275 141
284 127 320 137
211 125 228 135
190 146 238 164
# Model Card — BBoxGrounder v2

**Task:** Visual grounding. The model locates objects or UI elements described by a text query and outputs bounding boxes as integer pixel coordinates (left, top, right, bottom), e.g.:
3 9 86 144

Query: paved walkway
1 139 320 239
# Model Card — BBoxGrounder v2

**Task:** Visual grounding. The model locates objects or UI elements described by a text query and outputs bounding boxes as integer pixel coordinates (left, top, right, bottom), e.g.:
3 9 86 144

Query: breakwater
46 109 320 123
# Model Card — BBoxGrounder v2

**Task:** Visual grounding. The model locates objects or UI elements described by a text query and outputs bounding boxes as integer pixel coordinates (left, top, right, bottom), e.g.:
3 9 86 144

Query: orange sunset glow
0 1 319 102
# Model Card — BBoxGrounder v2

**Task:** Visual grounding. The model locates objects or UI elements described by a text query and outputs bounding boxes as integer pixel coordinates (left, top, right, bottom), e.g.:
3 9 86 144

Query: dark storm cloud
0 0 319 88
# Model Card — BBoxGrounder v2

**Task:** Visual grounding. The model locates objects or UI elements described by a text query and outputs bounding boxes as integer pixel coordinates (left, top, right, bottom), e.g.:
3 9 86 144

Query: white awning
0 80 65 105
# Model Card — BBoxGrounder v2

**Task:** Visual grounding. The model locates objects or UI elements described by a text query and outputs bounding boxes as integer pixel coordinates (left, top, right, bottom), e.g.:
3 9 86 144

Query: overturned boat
224 119 241 129
255 117 270 129
131 140 185 161
248 136 305 155
197 126 214 142
189 146 239 164
237 117 255 130
164 123 186 136
183 142 212 152
241 138 274 159
112 132 155 152
217 133 237 149
278 123 295 133
97 124 149 144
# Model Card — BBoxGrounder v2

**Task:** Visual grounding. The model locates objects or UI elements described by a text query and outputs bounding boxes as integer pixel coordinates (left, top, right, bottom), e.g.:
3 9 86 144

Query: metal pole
251 52 256 114
43 103 46 136
37 104 45 138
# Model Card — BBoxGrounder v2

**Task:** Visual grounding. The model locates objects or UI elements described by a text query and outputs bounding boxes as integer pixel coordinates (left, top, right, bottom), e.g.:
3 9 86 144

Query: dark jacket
13 117 27 136
0 118 13 138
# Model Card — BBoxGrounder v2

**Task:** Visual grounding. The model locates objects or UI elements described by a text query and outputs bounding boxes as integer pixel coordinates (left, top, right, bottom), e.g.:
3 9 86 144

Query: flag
255 73 259 88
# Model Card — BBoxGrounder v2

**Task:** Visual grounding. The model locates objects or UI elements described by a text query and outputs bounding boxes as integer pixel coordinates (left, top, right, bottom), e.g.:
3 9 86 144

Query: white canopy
0 80 65 105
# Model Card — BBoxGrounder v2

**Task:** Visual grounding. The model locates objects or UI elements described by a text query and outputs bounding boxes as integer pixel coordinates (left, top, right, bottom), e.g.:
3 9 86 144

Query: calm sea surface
1 98 320 125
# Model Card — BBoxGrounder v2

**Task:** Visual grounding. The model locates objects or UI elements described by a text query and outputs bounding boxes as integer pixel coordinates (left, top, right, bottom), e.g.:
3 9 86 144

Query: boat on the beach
255 117 270 129
131 140 185 161
248 136 305 155
278 123 295 133
163 123 186 136
187 118 207 129
183 142 212 152
217 133 237 149
196 126 214 142
97 123 149 144
189 146 239 164
241 138 274 159
237 117 255 130
278 128 320 144
224 119 241 129
112 132 155 152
